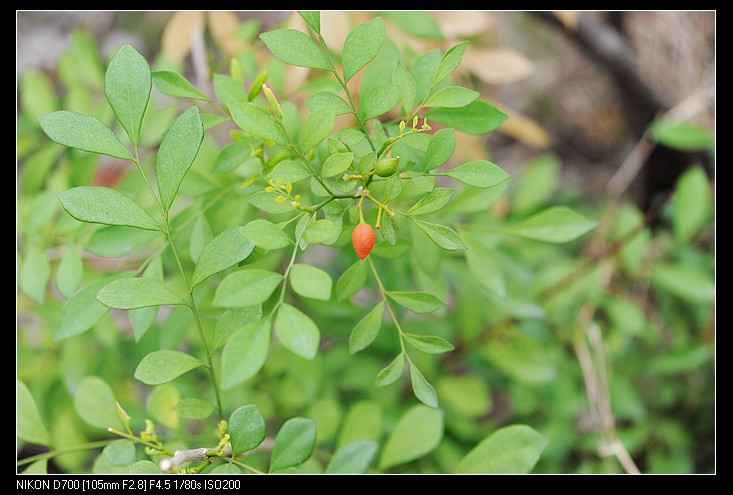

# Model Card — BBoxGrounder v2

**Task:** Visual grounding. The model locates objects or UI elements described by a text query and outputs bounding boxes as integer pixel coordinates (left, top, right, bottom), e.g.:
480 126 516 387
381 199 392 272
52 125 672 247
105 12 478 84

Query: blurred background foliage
17 11 714 474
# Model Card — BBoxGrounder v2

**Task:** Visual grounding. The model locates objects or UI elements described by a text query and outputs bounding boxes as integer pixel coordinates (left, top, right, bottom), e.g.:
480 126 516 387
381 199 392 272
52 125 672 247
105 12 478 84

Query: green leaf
512 153 560 214
509 206 597 243
338 402 383 447
268 159 312 183
270 418 317 472
156 106 204 212
128 461 163 474
326 440 378 474
103 440 136 466
453 424 549 474
436 375 491 419
651 262 714 303
56 244 83 299
176 398 216 420
213 269 283 307
379 214 399 246
427 99 508 136
221 318 272 389
349 301 385 354
20 459 48 475
20 70 57 123
414 219 467 250
17 380 51 446
96 278 187 309
58 186 162 231
302 218 341 245
375 353 405 387
212 306 263 351
673 166 713 242
274 303 320 360
189 216 213 264
290 264 333 301
213 73 246 109
336 260 368 301
410 364 439 408
209 464 241 474
360 84 400 121
649 119 714 150
229 405 267 455
387 291 445 314
105 44 151 146
299 11 321 33
424 128 455 171
230 101 288 145
191 226 255 287
464 239 505 298
56 278 116 342
379 405 444 470
407 188 453 215
403 333 454 354
134 350 204 385
321 152 354 178
425 86 479 108
38 111 132 160
249 190 295 214
446 160 510 188
434 41 468 85
152 70 208 101
260 29 332 70
73 376 122 430
384 173 403 203
393 61 417 113
343 17 385 82
20 244 50 304
147 383 180 430
243 219 293 250
384 11 443 40
212 141 254 173
128 256 163 341
305 91 353 116
301 107 336 153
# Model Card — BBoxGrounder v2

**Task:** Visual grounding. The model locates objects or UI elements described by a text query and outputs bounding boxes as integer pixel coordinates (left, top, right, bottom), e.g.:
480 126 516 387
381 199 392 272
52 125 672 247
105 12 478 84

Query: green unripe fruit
375 156 399 177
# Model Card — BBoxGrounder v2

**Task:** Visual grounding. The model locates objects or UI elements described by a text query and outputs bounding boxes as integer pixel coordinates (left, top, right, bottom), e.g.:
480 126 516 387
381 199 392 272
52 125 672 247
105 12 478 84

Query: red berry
352 223 375 260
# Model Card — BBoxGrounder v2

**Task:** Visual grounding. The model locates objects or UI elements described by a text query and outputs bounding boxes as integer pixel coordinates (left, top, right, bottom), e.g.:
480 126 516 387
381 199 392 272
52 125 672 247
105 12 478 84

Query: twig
159 445 232 472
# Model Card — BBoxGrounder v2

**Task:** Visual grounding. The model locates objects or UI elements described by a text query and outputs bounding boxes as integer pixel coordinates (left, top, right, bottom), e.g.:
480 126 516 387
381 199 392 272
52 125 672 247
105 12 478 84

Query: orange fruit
351 223 375 260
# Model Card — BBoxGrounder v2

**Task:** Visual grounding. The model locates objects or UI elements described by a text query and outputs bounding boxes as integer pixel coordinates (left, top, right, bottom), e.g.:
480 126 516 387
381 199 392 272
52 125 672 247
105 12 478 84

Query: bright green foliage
105 44 151 146
453 425 549 474
17 381 51 446
18 11 714 476
270 418 317 472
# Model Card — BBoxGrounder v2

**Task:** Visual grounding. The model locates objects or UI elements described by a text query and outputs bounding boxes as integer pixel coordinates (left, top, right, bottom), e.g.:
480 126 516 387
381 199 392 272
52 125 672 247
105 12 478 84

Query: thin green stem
131 150 166 224
367 256 407 355
16 440 112 467
314 32 376 152
213 455 266 474
108 428 176 457
164 221 224 420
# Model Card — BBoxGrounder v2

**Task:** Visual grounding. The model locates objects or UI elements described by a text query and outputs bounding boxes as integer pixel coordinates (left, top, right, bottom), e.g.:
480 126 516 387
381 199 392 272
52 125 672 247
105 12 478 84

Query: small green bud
115 401 132 435
375 156 400 177
262 84 283 120
248 70 268 101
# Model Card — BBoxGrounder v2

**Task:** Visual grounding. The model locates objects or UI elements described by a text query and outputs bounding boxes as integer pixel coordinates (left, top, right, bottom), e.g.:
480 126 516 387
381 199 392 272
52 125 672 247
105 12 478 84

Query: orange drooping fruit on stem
352 223 375 260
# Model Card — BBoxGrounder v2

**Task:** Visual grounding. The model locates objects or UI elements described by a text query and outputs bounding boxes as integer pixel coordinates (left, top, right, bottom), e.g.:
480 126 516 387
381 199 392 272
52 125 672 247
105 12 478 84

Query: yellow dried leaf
462 47 534 85
320 11 353 55
498 109 552 149
161 11 204 63
553 11 579 30
431 11 495 39
208 11 247 57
